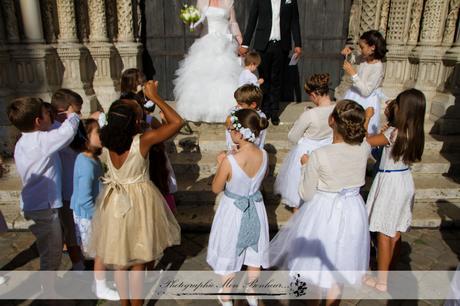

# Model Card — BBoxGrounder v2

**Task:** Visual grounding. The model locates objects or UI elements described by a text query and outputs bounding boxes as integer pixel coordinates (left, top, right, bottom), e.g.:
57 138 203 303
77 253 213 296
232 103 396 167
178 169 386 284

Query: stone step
166 151 460 176
2 196 459 231
170 131 460 155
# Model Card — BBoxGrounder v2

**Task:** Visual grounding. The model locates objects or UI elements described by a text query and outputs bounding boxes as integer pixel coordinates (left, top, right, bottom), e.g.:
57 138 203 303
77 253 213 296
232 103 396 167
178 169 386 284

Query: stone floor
0 228 459 305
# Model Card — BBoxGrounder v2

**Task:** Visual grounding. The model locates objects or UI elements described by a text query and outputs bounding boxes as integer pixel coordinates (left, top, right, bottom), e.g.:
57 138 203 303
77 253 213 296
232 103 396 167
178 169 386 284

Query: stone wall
0 0 142 156
337 0 460 135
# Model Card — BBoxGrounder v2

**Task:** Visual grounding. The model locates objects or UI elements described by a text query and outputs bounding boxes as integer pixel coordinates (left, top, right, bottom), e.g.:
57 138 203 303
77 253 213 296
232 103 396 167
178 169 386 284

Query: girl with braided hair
269 100 374 305
274 73 335 212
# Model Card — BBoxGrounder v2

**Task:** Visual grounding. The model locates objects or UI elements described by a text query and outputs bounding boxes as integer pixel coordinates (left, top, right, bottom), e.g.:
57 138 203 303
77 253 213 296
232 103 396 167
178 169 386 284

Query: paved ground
0 229 459 305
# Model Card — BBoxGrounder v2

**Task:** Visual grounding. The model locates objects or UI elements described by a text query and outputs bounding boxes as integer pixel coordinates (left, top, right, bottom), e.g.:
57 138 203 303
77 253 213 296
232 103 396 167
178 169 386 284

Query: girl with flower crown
207 109 269 306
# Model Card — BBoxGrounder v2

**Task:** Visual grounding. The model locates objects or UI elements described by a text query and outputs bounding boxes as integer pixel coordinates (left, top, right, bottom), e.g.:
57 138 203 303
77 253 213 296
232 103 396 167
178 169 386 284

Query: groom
239 0 302 126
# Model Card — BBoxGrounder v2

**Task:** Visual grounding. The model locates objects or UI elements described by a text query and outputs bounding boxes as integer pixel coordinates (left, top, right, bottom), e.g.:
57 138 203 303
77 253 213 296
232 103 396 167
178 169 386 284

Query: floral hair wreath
229 112 256 143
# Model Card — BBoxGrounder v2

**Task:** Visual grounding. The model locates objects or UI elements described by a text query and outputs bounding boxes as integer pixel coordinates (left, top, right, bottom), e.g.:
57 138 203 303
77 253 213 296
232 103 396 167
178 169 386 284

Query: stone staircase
1 102 460 231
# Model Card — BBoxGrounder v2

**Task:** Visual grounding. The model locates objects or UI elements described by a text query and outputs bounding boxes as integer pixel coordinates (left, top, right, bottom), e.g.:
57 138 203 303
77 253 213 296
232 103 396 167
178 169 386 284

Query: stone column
55 0 92 115
19 0 45 43
430 4 460 134
381 0 415 98
87 0 119 110
410 0 451 110
1 0 20 43
115 0 143 74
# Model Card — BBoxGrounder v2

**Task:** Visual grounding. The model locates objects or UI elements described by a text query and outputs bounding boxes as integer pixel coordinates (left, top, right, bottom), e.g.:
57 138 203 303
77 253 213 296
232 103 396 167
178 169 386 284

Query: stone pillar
55 0 92 115
115 0 143 74
378 0 391 37
430 4 460 134
19 0 45 43
87 0 119 111
1 0 20 43
381 0 415 98
346 0 362 45
410 0 451 110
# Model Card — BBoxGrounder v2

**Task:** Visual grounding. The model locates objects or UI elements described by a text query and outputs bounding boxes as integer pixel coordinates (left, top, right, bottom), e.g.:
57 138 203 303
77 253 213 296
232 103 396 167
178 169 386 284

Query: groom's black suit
242 0 302 122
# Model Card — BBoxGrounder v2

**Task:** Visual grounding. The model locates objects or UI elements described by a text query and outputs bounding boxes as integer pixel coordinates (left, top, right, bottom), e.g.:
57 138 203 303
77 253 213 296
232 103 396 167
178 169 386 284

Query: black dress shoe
271 117 280 126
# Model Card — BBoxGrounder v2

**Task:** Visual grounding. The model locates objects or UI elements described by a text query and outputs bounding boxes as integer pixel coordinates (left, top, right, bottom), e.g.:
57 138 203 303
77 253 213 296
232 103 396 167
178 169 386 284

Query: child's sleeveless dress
269 142 371 288
366 127 415 237
274 105 334 208
90 134 181 267
207 150 269 275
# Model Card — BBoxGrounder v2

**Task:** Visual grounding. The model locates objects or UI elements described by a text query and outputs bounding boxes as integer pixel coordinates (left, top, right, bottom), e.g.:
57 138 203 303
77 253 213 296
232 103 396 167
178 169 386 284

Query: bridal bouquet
179 4 201 31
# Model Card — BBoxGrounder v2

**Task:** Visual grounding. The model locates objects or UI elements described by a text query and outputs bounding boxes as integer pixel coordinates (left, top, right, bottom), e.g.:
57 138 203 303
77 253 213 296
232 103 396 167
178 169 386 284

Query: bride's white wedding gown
174 6 243 123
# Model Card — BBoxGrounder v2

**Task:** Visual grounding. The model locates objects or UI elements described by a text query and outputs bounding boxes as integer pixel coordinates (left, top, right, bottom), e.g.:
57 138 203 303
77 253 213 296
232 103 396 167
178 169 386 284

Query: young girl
342 30 388 134
274 74 334 212
207 109 269 306
365 88 426 292
70 119 119 301
121 68 156 113
269 100 374 305
90 81 182 306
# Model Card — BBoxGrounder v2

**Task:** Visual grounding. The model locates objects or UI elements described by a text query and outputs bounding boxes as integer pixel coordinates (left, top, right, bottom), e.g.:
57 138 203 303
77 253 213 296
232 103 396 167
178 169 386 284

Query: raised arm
139 81 184 157
351 63 384 97
40 113 80 156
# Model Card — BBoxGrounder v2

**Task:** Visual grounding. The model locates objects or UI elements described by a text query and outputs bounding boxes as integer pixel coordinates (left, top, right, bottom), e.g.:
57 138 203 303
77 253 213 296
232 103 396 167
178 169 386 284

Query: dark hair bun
304 73 330 96
331 100 366 145
233 109 268 138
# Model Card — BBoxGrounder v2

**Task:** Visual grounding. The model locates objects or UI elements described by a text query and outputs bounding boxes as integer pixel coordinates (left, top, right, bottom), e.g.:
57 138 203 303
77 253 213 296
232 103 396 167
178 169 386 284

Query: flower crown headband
229 112 256 143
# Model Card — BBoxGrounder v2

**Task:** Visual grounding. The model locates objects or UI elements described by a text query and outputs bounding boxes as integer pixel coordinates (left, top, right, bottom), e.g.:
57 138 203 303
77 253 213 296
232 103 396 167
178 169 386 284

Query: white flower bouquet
179 4 201 31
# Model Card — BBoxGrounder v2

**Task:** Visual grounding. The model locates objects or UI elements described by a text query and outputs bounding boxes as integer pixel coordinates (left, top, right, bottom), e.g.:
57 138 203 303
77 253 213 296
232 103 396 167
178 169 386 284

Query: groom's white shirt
269 0 281 41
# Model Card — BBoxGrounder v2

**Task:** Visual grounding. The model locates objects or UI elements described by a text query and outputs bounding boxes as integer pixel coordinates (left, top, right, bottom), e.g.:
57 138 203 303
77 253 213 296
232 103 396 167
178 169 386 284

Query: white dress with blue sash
207 150 269 275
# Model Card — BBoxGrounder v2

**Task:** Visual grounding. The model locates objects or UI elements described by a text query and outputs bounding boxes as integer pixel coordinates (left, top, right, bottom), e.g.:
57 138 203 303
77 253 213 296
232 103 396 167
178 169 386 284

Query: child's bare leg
376 232 392 291
220 273 235 302
94 256 105 280
115 269 130 305
325 283 342 306
129 264 145 306
390 232 401 269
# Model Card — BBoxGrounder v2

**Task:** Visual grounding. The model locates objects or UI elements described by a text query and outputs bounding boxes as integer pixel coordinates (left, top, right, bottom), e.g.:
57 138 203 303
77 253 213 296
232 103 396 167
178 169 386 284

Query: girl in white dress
269 100 374 305
342 30 388 134
174 0 243 123
274 74 334 212
207 109 269 306
365 88 426 292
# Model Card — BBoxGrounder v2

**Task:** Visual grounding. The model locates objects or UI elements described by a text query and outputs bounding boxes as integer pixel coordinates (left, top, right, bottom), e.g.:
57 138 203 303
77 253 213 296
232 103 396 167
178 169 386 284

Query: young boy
51 88 85 270
238 51 264 87
7 97 80 272
226 84 268 152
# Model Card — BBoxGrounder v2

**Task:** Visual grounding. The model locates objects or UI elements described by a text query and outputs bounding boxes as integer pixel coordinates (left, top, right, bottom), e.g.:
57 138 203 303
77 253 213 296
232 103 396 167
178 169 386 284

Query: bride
174 0 243 123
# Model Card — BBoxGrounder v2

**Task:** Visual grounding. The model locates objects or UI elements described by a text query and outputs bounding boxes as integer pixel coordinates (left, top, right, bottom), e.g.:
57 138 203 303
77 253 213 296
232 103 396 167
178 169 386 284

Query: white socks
94 279 120 301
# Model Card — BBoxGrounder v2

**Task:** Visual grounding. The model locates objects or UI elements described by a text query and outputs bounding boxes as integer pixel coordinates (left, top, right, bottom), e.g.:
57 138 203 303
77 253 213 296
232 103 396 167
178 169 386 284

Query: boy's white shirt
238 69 259 87
15 114 80 211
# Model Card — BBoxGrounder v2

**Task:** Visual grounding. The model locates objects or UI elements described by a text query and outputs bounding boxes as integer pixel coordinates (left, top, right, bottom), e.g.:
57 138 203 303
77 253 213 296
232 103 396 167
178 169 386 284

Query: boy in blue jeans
7 97 79 274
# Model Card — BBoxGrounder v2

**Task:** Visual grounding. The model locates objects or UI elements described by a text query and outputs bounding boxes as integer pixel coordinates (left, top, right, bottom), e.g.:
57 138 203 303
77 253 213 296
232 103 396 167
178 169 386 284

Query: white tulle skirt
274 137 332 208
174 33 243 123
344 88 382 135
268 188 370 289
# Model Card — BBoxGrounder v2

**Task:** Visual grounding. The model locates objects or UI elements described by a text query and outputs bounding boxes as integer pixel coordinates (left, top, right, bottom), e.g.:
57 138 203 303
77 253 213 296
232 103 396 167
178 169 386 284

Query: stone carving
75 0 90 42
408 0 424 44
117 0 134 42
88 0 108 42
56 0 78 42
442 0 460 45
378 0 391 37
347 0 361 44
106 0 117 41
1 0 20 42
386 0 410 43
136 0 142 41
420 0 450 44
40 0 57 43
360 0 379 34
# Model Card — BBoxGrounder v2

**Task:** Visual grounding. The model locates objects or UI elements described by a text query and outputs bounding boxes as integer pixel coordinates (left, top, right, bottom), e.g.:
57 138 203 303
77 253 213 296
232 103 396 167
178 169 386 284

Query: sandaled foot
374 282 388 292
362 275 377 288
